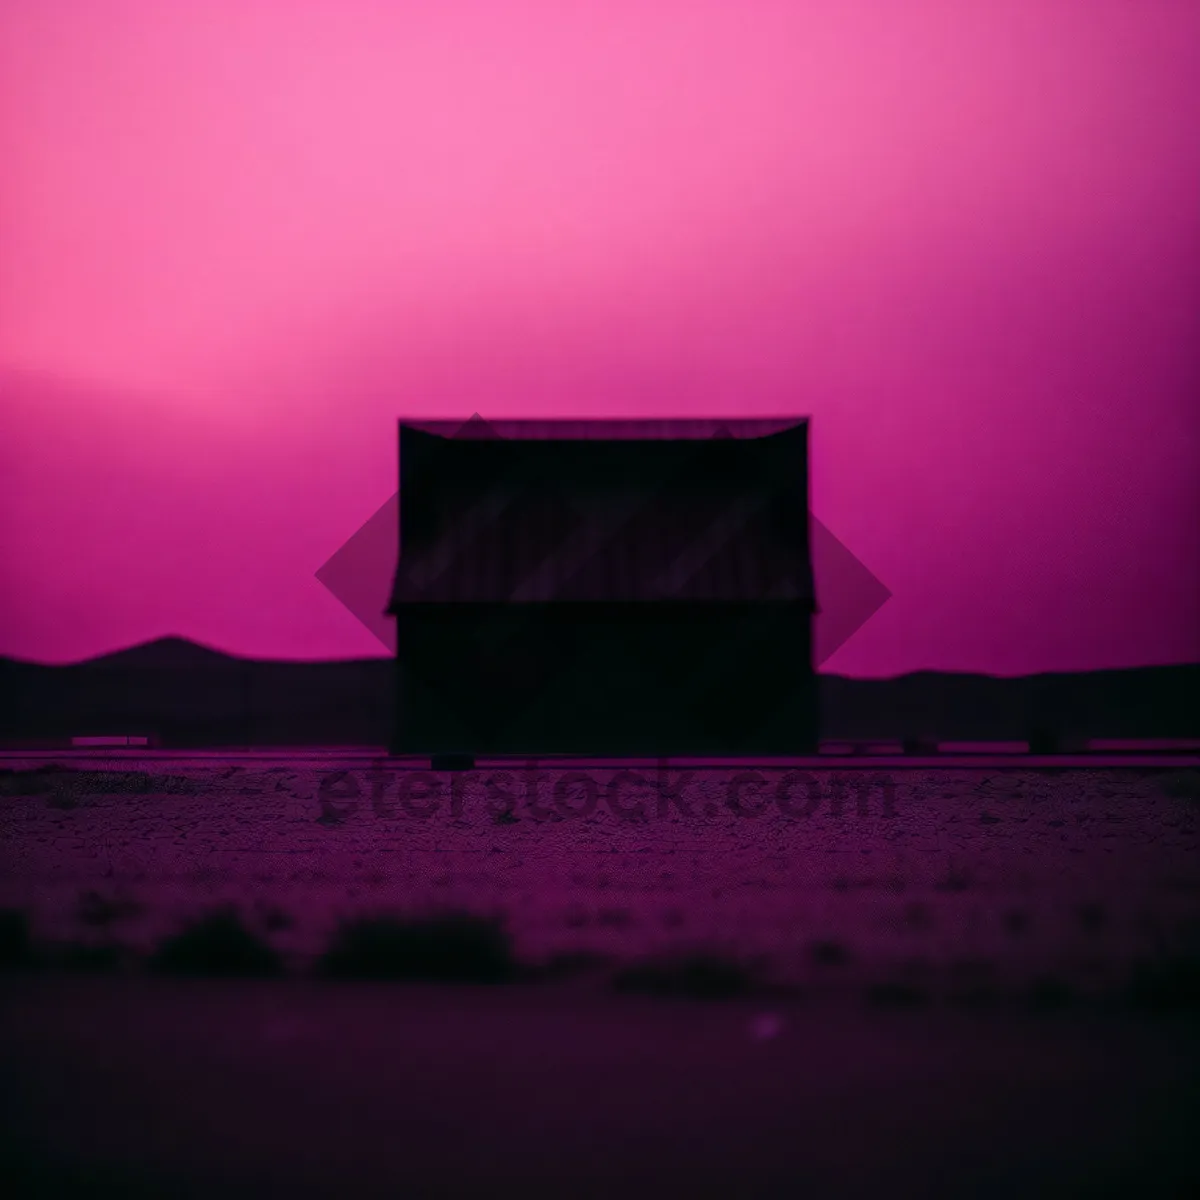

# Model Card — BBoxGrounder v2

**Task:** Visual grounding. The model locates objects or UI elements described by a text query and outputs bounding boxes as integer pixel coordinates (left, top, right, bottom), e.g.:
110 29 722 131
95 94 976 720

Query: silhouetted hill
87 636 249 669
820 665 1197 743
1 638 1196 746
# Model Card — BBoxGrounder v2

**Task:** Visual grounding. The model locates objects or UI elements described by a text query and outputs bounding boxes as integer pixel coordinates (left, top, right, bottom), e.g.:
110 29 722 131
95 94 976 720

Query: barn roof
388 418 814 607
399 416 804 440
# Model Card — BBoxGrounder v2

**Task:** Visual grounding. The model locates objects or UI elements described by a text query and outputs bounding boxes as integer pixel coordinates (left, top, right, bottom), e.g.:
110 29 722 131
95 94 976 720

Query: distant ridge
0 637 1196 745
85 636 251 669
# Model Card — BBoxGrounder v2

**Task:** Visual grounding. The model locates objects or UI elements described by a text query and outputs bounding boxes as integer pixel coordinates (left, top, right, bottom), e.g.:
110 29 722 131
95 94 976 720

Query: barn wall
393 602 816 756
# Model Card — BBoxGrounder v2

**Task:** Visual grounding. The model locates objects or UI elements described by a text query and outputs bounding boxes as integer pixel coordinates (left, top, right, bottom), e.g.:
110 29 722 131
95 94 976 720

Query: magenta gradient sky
2 0 1198 676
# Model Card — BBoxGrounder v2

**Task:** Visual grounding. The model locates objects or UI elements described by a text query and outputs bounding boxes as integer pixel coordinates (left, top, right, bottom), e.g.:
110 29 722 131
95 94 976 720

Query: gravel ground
2 762 1198 1003
2 762 1198 1195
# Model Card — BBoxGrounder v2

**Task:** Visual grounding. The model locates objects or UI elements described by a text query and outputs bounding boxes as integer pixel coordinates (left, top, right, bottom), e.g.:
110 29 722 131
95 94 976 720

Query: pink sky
1 0 1198 675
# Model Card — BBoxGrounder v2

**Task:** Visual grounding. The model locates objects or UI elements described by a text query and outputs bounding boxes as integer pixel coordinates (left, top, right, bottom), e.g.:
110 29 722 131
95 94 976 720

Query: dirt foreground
2 975 1199 1198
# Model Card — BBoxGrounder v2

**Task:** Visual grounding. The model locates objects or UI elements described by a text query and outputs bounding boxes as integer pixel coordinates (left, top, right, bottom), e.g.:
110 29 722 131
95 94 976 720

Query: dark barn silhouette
386 418 819 758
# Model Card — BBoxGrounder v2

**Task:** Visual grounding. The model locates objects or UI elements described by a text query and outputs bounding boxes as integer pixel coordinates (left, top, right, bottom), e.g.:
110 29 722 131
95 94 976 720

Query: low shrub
611 952 757 1000
0 908 37 968
149 907 283 977
317 911 517 983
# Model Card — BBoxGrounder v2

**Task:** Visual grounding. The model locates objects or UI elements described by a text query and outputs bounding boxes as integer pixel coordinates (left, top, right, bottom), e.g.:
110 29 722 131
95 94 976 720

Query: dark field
2 760 1199 1195
2 977 1199 1198
3 760 1198 996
